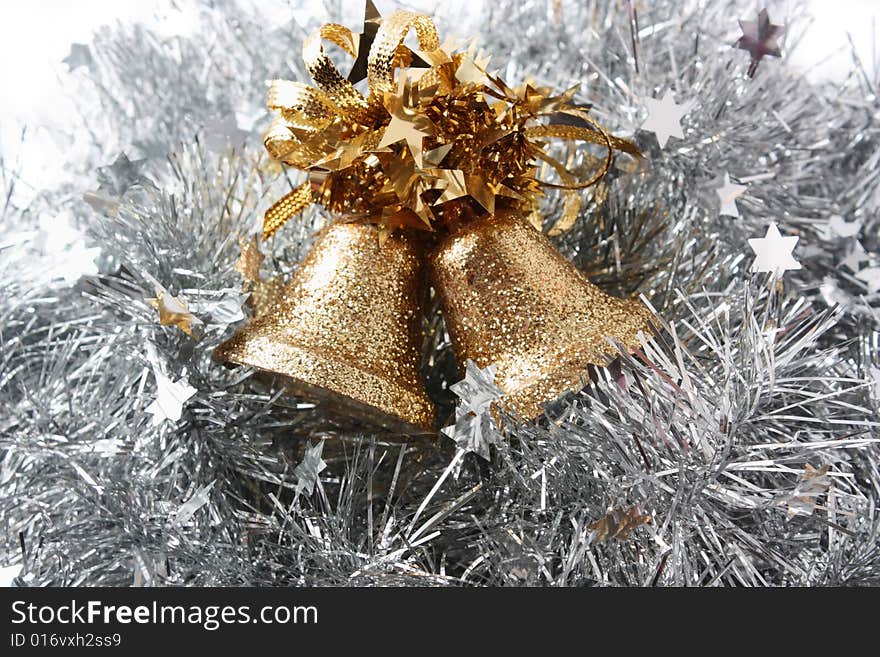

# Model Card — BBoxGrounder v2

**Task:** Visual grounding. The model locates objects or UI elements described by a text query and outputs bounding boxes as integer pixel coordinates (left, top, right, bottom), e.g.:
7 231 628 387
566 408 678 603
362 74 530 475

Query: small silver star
97 153 154 197
823 214 861 240
189 289 248 330
856 266 880 294
748 222 801 274
442 360 505 460
841 240 870 272
202 115 250 152
294 441 327 496
449 360 505 416
63 43 94 72
716 172 747 218
146 373 197 425
641 90 693 149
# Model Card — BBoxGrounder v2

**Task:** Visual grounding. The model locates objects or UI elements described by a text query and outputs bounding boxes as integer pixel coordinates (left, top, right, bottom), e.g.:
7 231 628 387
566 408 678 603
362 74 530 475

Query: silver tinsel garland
2 0 879 586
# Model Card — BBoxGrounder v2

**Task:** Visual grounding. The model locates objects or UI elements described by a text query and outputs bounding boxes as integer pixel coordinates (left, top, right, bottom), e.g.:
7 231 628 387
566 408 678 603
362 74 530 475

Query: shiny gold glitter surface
215 221 436 434
430 211 655 419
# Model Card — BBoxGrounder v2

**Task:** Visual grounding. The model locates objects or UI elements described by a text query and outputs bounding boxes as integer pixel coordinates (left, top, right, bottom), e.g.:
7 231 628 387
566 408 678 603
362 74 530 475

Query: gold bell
429 211 654 419
215 220 436 434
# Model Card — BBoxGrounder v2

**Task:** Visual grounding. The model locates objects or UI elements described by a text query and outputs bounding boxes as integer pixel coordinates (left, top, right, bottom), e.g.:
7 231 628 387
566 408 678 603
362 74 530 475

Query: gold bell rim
214 336 437 435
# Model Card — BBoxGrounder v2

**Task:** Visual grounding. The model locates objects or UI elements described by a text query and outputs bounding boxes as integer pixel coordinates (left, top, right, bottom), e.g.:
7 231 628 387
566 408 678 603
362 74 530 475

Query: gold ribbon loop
367 11 440 98
267 79 339 124
263 182 314 240
302 23 368 112
525 118 614 191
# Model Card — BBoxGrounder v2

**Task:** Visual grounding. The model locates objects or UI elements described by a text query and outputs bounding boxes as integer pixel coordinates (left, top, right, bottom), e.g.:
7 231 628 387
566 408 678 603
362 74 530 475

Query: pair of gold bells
214 210 653 434
214 4 654 434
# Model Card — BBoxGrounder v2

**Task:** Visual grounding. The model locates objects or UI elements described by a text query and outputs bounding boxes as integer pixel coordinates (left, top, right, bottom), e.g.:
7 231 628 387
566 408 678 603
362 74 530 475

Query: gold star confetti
377 114 431 166
146 288 203 338
234 235 264 283
588 505 652 543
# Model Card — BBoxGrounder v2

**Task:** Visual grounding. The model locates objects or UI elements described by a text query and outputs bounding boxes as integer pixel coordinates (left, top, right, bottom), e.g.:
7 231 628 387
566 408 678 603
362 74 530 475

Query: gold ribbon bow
261 5 641 241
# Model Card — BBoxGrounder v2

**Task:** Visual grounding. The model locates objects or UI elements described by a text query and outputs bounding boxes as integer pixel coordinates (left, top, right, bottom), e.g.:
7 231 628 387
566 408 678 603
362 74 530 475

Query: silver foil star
295 441 327 496
146 372 197 425
823 214 861 240
748 222 801 275
202 115 250 152
442 360 505 460
716 172 747 218
97 153 154 197
450 360 505 415
735 8 784 78
62 43 94 72
203 291 248 327
641 90 693 149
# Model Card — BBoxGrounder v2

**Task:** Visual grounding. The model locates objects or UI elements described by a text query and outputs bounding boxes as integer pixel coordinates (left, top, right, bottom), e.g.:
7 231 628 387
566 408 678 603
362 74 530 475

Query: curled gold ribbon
261 7 641 240
366 11 439 98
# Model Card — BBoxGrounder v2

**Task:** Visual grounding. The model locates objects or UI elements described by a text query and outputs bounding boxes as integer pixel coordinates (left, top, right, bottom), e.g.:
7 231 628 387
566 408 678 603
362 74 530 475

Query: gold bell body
215 221 436 434
430 212 654 419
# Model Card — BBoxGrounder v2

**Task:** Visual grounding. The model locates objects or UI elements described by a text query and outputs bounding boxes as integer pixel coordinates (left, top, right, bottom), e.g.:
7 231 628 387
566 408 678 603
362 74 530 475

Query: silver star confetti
62 43 94 72
202 115 250 152
640 90 693 149
748 222 801 274
716 172 747 218
735 8 784 77
823 214 861 240
97 153 155 197
172 482 215 526
442 360 505 460
294 441 327 496
450 359 505 416
146 372 197 425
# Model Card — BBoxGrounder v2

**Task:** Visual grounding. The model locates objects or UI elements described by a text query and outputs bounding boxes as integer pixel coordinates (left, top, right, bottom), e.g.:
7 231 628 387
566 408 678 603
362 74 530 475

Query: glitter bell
430 211 655 419
215 221 436 434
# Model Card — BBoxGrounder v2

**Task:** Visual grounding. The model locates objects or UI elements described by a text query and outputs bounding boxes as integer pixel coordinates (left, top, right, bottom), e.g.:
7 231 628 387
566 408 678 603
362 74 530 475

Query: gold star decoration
234 235 265 283
377 73 434 166
347 0 382 84
435 168 497 214
377 114 432 166
146 288 203 338
588 505 652 543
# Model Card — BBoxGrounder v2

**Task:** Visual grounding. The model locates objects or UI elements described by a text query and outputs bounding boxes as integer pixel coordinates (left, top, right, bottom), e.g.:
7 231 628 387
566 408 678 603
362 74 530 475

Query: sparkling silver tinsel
2 0 879 586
